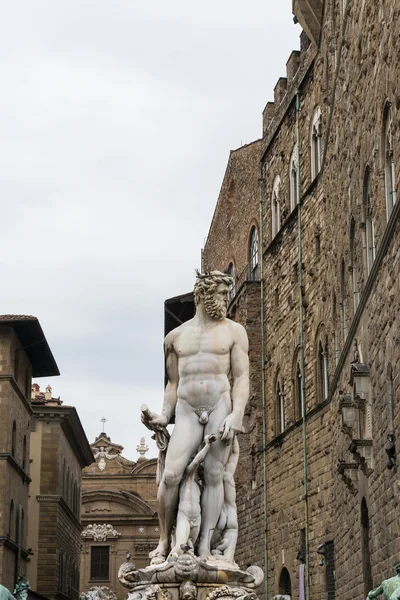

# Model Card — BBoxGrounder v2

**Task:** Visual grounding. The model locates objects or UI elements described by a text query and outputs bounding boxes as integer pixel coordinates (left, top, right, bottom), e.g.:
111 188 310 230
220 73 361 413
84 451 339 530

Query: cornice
36 495 82 529
33 405 94 468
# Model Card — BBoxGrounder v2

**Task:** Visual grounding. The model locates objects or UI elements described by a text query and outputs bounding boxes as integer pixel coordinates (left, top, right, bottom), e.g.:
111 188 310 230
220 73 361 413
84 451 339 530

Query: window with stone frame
340 258 348 343
325 541 336 600
271 176 281 238
349 218 360 312
310 107 323 180
275 375 285 435
316 336 329 402
361 498 373 598
289 143 299 211
9 500 14 538
293 350 303 420
22 435 27 471
362 166 376 277
11 420 16 457
332 293 339 367
227 261 236 301
249 227 259 280
90 545 110 581
279 567 292 596
383 101 396 220
59 549 64 592
387 363 395 434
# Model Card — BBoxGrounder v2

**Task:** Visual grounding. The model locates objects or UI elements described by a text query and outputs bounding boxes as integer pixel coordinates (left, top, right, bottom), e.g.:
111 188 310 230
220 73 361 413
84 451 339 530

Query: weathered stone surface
202 1 400 598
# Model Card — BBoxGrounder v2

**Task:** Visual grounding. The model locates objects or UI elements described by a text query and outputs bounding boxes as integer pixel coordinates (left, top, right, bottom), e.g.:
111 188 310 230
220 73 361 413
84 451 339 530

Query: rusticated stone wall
202 0 400 598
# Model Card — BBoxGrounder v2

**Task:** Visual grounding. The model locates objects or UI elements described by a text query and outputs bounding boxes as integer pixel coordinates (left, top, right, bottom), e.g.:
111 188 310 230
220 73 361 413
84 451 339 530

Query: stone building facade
26 384 94 600
0 316 59 592
80 434 158 600
202 1 400 599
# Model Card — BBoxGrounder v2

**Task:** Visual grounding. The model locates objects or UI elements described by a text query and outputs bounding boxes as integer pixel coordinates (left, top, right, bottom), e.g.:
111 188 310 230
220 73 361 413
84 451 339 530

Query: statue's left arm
220 323 249 443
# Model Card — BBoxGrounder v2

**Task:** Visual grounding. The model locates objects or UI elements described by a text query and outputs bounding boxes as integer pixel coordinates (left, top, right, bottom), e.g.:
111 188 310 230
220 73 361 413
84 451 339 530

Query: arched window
73 482 77 515
66 466 70 504
22 435 27 471
332 293 339 366
77 485 81 520
361 498 373 597
289 144 299 211
363 166 375 276
293 350 303 420
69 472 73 508
383 101 396 219
249 227 259 280
59 549 64 592
20 508 25 545
227 262 236 301
317 337 329 402
9 500 14 538
275 377 285 435
350 218 360 312
271 177 281 238
11 421 17 458
387 364 395 434
62 458 66 497
279 567 292 596
340 258 348 342
311 107 323 179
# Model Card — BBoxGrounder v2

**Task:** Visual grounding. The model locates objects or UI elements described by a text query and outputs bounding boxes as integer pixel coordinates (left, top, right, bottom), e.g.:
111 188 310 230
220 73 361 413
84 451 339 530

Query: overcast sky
0 1 300 460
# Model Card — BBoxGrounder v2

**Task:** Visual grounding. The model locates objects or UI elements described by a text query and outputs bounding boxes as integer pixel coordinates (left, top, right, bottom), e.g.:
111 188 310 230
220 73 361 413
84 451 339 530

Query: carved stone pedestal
118 551 264 600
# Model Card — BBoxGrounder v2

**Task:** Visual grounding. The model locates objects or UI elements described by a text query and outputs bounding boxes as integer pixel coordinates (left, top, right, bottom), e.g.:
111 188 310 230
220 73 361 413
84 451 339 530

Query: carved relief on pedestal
81 523 121 542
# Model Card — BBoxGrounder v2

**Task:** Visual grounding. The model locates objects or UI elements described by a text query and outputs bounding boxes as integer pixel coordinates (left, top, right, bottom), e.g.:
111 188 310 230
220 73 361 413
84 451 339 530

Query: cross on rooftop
100 416 108 432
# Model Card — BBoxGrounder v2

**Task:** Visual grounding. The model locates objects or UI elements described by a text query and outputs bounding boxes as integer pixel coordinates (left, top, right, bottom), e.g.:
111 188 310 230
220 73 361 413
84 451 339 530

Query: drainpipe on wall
296 91 311 600
258 164 268 600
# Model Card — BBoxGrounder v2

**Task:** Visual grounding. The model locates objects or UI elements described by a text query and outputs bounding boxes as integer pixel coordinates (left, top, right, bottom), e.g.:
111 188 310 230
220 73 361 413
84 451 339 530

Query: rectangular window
90 546 110 581
325 541 336 600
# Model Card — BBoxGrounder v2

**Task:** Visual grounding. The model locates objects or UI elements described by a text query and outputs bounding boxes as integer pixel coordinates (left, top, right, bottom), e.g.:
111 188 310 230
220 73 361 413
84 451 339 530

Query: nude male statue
142 271 249 563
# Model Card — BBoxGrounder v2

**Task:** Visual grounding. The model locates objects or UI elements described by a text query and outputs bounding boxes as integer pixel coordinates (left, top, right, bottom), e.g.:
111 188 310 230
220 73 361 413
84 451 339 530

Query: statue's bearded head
194 271 233 320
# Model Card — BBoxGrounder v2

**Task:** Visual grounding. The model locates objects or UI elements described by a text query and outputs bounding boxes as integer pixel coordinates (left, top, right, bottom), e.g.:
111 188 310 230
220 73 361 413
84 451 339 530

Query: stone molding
81 524 121 542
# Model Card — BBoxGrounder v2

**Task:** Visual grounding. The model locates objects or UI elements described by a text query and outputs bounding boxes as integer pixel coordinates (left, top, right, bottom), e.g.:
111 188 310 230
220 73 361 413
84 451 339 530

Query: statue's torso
174 321 232 409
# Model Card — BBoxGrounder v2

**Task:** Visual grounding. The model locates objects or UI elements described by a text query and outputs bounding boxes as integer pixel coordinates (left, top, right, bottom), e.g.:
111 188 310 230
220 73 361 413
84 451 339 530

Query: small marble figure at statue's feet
149 541 168 565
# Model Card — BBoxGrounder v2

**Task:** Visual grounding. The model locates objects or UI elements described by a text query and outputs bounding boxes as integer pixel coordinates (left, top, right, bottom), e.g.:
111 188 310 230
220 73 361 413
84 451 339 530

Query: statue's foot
150 554 167 566
198 546 213 561
149 541 168 565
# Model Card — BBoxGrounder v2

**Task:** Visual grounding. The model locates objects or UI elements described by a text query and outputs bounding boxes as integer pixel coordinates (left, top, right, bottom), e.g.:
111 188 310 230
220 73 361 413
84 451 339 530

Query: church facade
80 434 158 600
202 1 400 599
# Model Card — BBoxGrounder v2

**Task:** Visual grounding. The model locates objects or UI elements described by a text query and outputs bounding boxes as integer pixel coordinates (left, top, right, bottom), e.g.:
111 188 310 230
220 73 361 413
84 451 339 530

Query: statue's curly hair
193 270 233 306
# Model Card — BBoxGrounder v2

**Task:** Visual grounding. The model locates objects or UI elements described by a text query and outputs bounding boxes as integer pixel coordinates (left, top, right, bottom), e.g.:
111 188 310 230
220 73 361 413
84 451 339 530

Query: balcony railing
229 261 260 304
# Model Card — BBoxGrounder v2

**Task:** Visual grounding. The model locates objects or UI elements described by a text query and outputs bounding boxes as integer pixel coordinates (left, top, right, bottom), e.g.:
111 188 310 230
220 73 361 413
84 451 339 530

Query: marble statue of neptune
142 271 249 565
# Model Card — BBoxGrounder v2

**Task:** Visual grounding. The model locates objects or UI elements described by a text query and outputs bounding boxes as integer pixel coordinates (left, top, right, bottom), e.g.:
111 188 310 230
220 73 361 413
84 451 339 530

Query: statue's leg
170 512 191 556
198 400 231 558
155 406 203 559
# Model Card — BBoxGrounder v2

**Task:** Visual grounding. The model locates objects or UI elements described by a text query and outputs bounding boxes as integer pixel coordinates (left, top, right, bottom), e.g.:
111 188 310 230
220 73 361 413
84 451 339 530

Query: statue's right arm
367 584 383 599
162 331 179 425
